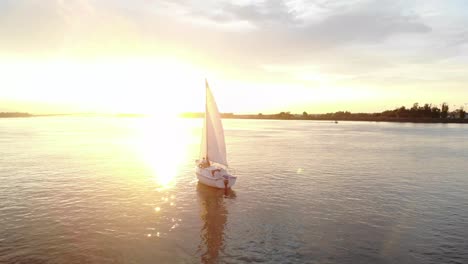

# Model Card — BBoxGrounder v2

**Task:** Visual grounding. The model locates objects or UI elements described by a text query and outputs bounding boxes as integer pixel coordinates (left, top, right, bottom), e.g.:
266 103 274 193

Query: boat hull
196 166 237 189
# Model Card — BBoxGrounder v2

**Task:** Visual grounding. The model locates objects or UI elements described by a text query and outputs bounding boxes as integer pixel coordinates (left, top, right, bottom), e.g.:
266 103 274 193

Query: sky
1 0 468 114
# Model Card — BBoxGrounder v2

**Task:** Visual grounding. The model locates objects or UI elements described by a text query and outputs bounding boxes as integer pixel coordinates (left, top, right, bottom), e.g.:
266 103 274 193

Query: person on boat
201 157 210 168
211 168 221 177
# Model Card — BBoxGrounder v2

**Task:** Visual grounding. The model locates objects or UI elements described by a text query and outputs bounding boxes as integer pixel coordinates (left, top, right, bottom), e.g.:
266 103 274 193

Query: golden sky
1 0 468 114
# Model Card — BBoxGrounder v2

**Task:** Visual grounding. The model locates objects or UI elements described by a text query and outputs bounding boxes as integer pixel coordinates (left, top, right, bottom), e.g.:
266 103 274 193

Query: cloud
1 0 467 92
175 0 431 44
141 0 434 78
196 0 297 26
0 0 65 55
0 0 144 57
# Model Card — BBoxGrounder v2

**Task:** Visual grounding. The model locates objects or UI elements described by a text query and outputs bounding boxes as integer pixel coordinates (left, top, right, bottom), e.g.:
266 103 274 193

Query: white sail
199 80 228 166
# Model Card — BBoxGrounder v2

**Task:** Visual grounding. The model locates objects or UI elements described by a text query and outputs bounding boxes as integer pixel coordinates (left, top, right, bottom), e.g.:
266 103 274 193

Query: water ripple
1 118 467 263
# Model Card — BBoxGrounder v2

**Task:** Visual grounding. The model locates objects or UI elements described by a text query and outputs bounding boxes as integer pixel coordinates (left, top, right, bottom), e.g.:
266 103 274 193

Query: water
1 117 467 264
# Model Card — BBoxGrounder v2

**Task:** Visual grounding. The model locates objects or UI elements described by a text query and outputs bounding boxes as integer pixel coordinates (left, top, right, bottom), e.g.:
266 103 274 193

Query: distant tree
458 107 466 119
258 113 263 116
431 106 441 118
441 103 449 118
409 103 420 118
303 111 308 117
277 111 292 119
394 106 406 118
423 104 431 118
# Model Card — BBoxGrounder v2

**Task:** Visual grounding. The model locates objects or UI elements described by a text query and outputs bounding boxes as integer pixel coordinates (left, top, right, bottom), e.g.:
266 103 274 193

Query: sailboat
195 80 237 189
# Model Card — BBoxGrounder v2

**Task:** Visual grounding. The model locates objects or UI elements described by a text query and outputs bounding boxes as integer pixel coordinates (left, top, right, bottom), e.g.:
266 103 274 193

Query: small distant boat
195 80 237 190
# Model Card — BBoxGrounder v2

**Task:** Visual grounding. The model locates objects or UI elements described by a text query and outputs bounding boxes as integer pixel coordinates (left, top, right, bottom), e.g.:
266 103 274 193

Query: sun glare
1 57 206 114
133 116 191 190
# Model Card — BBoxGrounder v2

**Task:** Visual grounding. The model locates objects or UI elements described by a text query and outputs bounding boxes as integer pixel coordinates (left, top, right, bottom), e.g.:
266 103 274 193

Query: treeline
253 103 467 123
180 103 467 123
380 103 464 119
0 112 32 118
316 103 465 120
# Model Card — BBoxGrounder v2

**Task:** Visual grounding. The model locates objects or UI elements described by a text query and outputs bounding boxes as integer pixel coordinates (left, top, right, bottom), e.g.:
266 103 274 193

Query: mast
205 79 210 165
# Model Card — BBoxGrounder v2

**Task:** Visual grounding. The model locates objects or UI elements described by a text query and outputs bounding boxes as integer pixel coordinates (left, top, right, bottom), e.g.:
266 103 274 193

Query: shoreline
1 113 467 124
209 115 468 124
180 113 468 124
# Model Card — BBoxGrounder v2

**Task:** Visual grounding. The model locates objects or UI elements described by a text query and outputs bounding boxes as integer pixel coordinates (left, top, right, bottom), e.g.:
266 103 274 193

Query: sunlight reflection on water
1 118 468 264
133 117 194 189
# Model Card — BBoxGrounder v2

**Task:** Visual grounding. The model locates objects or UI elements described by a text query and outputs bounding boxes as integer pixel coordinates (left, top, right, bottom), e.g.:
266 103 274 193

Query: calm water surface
1 117 467 264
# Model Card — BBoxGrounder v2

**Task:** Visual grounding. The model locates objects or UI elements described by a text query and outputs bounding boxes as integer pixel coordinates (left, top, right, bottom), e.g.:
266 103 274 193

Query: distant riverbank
2 112 467 124
182 102 468 123
0 112 32 118
230 115 468 124
3 101 468 124
180 113 468 124
0 113 144 118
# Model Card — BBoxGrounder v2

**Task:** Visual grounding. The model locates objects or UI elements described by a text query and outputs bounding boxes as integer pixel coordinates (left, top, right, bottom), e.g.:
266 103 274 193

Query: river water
1 117 467 264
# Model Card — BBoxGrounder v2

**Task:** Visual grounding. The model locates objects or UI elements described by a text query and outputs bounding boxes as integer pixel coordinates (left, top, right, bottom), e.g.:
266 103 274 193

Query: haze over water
1 117 467 263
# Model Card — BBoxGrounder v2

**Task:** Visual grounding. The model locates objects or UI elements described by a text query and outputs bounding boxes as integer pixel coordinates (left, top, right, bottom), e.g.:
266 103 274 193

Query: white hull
196 166 237 189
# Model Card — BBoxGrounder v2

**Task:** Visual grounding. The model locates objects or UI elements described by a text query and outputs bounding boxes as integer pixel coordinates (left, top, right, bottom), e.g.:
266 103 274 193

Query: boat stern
221 174 237 189
196 167 237 189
